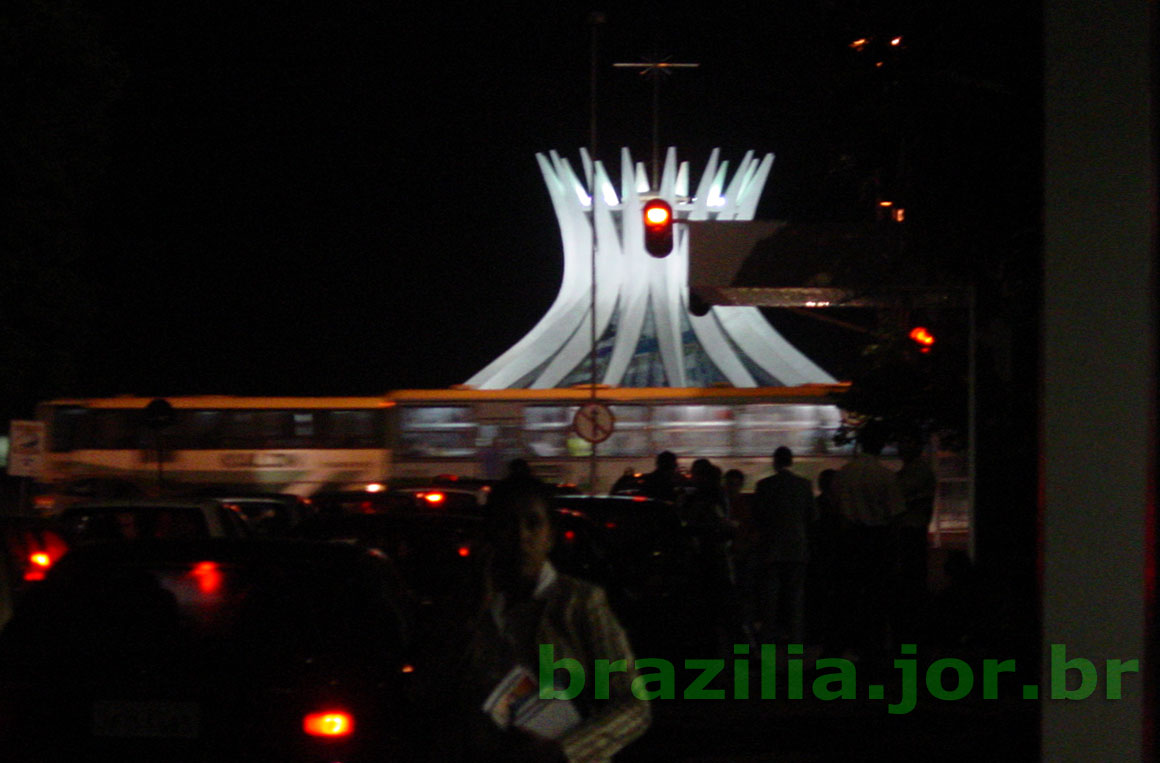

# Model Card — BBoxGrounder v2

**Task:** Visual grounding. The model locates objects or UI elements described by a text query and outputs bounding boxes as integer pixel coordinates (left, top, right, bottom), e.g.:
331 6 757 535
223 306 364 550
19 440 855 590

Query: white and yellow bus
31 385 969 541
32 385 850 494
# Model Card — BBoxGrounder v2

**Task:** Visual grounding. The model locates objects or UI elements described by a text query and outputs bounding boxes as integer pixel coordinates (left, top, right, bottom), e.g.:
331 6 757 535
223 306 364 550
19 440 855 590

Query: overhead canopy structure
688 220 965 308
466 147 836 389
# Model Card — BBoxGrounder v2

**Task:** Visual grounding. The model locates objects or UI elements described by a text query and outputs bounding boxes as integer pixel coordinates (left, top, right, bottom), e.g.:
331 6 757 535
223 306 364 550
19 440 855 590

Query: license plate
92 699 201 739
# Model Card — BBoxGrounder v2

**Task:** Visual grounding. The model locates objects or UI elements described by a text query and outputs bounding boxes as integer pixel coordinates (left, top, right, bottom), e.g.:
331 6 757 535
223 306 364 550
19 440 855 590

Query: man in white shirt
831 421 905 669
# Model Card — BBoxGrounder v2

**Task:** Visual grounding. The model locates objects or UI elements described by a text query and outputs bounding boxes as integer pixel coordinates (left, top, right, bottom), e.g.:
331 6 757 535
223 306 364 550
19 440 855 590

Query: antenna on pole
613 56 700 190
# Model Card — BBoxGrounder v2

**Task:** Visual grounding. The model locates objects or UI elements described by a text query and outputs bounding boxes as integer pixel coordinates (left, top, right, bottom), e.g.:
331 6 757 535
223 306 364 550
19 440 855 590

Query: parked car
0 538 418 762
55 499 251 543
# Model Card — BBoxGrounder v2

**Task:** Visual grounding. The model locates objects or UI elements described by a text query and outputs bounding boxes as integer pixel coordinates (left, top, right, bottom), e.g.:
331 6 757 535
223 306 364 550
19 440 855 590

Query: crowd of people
418 424 948 759
612 420 943 671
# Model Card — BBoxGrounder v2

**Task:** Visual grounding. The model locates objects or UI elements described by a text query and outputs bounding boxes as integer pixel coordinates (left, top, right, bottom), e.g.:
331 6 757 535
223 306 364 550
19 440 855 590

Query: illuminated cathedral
466 147 834 389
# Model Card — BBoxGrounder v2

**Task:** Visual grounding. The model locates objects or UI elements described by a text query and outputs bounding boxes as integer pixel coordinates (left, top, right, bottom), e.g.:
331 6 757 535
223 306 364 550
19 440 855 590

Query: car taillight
23 552 53 581
303 710 355 738
19 530 69 582
419 492 445 506
189 561 223 595
457 544 471 558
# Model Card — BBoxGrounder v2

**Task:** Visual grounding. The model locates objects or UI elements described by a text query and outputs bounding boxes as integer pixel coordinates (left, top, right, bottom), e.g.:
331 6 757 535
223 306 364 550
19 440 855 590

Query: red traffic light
643 199 673 257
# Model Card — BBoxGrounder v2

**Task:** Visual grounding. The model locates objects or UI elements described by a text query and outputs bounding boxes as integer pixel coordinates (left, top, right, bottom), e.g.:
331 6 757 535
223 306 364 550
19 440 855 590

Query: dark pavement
620 657 1039 761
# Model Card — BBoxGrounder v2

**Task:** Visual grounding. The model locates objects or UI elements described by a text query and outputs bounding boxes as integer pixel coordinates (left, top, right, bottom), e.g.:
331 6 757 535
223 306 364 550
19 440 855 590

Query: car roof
45 537 384 568
188 487 307 500
553 494 672 508
60 498 227 512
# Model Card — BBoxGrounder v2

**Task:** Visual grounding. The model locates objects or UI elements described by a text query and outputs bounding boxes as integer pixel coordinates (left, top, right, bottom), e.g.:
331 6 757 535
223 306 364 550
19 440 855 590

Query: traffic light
908 326 935 353
643 199 673 257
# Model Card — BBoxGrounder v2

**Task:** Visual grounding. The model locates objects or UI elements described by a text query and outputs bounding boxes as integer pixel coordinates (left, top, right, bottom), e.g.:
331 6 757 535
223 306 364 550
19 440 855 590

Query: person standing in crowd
638 450 683 502
893 429 938 642
831 421 906 668
809 468 846 655
722 468 749 526
681 459 744 654
723 468 759 644
751 446 815 644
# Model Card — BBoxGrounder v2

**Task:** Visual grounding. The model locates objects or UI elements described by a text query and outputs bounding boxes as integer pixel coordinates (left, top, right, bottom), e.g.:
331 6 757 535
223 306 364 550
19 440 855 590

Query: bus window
399 407 476 457
48 407 87 452
600 405 648 457
323 410 382 448
181 410 224 449
221 411 295 448
524 405 649 458
524 406 571 457
650 404 734 457
735 404 843 455
87 411 147 450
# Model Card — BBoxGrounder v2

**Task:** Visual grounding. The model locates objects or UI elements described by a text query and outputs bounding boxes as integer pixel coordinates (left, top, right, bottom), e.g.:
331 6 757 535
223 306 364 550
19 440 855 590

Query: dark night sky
6 1 1040 403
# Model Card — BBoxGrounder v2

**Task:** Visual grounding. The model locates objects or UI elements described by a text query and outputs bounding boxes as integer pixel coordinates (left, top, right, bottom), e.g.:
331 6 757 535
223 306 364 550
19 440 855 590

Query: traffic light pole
587 12 603 495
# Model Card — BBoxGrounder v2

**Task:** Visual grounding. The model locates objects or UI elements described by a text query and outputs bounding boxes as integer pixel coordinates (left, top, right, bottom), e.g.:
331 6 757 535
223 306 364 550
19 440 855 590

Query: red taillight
420 491 445 506
563 530 576 542
190 561 223 595
23 552 53 582
303 711 355 738
457 544 471 558
20 531 68 582
909 326 935 347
